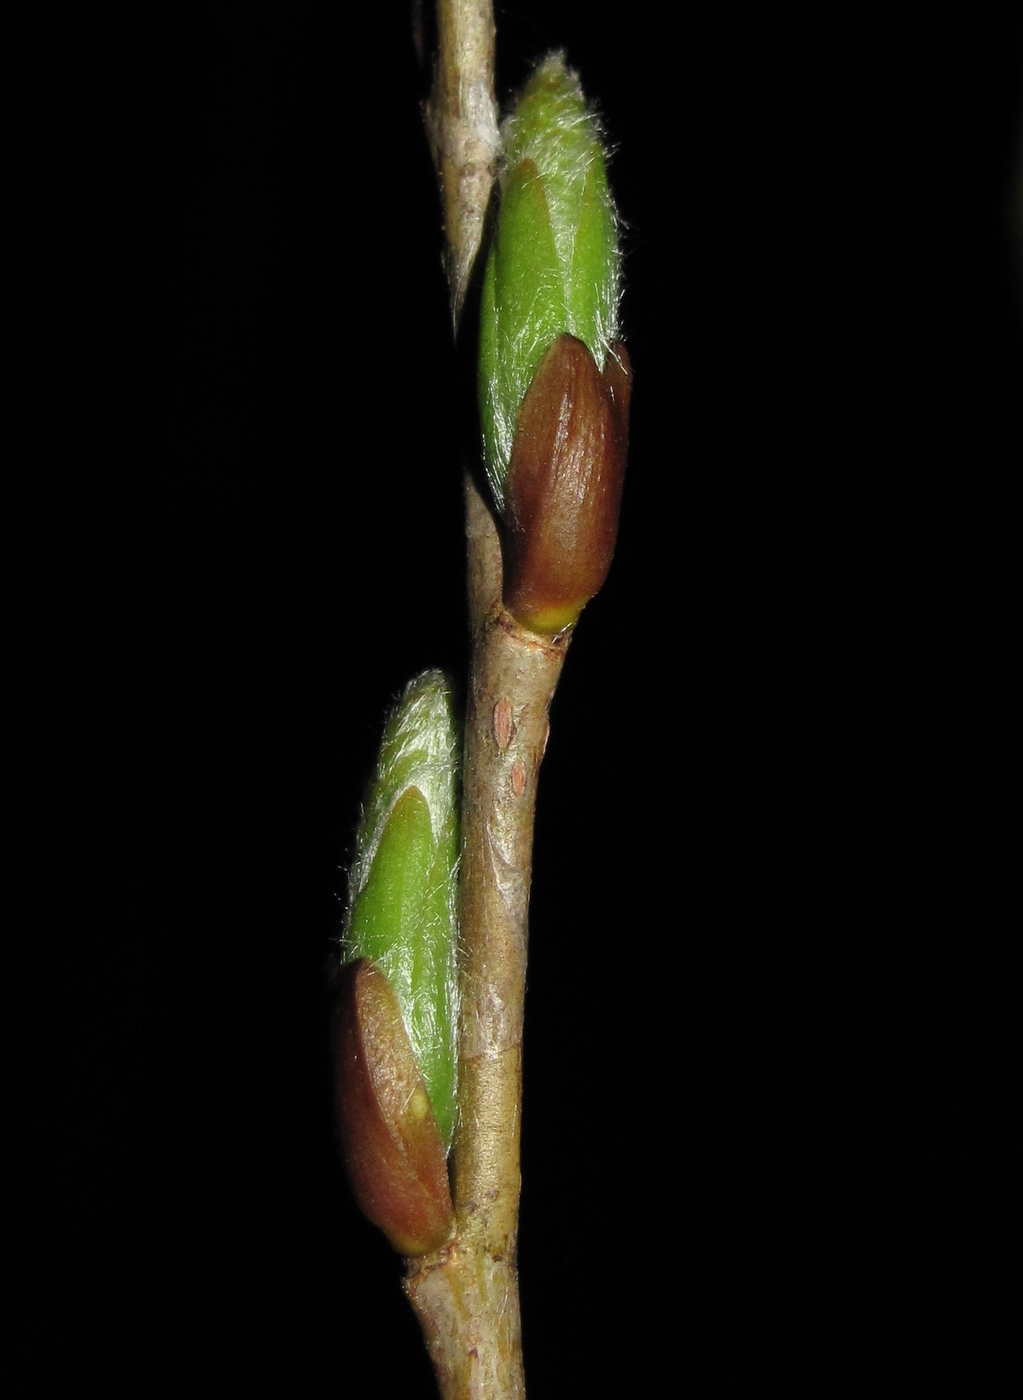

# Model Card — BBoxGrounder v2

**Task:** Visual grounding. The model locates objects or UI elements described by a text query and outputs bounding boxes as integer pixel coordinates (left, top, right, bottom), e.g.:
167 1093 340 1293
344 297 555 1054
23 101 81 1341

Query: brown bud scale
503 334 632 634
333 960 455 1256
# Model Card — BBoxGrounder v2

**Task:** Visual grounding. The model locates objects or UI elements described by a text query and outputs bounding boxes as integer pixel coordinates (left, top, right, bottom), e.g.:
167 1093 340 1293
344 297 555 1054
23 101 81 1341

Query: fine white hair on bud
347 671 460 899
499 53 621 362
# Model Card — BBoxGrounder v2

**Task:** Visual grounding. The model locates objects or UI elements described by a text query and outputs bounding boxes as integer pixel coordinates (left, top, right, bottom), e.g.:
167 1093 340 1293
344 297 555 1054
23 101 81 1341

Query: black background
24 2 1020 1393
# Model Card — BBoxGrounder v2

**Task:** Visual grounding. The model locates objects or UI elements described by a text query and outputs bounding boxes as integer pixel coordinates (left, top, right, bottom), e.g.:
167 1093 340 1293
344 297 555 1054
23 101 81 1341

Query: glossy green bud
342 670 460 1149
479 52 622 514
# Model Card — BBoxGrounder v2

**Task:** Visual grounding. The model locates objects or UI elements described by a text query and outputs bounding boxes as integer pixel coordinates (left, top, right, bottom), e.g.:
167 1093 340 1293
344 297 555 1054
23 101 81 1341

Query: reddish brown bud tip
503 335 632 634
333 960 455 1256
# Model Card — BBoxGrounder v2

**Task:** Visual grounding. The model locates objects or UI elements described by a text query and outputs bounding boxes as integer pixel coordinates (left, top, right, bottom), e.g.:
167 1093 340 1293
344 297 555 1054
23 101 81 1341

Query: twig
423 0 500 326
407 8 585 1393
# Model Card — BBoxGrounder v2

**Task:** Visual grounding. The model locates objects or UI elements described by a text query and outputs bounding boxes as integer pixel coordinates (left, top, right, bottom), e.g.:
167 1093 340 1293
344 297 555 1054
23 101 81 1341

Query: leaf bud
478 52 622 516
342 670 460 1149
